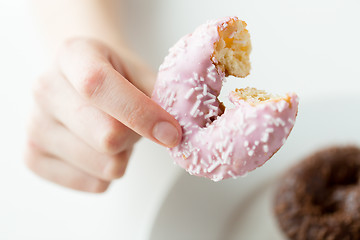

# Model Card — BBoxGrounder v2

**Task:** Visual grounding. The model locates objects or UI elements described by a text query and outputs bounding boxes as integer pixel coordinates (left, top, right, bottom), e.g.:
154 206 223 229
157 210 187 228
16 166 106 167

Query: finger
24 142 110 193
33 71 140 155
27 107 131 181
108 49 156 96
57 38 182 147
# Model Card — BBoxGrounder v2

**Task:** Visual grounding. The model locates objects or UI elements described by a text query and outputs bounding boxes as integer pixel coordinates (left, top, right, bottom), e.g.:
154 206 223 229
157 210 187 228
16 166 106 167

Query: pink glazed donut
152 17 299 181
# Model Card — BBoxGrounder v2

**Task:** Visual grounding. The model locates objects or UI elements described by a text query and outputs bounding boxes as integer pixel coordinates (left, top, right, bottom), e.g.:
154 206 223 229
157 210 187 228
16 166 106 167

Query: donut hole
214 19 251 78
305 153 360 215
327 161 360 186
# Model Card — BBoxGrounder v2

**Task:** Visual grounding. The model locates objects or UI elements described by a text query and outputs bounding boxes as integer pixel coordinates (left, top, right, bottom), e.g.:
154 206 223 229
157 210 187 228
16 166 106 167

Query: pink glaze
152 17 299 181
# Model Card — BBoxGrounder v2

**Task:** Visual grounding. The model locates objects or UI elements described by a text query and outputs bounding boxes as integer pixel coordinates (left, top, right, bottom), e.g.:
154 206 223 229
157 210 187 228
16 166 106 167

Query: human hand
25 38 182 193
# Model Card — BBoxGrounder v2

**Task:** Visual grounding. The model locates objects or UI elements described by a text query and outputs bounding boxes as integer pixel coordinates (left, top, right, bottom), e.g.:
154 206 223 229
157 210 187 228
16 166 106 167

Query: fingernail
153 121 180 147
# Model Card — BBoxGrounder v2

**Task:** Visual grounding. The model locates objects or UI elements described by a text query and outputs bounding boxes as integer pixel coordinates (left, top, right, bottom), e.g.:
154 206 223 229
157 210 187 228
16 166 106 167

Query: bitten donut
274 146 360 240
152 17 299 181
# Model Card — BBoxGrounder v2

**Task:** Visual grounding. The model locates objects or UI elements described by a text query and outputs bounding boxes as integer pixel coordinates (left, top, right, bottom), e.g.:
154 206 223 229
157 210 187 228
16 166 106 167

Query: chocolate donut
274 146 360 240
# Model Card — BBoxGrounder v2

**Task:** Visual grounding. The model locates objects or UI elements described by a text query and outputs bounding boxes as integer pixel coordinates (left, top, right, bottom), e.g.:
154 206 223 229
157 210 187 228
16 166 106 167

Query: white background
1 0 360 239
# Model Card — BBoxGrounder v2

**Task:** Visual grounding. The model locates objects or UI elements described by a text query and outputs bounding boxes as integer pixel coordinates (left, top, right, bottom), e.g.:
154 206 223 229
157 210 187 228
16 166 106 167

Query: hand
25 38 182 193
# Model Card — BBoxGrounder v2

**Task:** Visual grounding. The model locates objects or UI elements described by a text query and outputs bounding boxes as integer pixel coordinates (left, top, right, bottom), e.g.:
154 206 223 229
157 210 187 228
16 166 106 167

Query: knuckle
103 154 129 180
77 63 107 100
99 126 123 154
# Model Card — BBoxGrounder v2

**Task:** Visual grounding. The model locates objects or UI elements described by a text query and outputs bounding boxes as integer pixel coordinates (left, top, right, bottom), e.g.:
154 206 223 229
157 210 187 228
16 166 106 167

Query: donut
274 146 360 240
152 16 299 181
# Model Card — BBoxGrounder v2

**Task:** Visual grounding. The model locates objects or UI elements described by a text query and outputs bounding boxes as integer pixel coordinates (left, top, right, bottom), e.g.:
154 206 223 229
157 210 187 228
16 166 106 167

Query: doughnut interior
232 87 285 106
214 19 251 78
213 19 285 106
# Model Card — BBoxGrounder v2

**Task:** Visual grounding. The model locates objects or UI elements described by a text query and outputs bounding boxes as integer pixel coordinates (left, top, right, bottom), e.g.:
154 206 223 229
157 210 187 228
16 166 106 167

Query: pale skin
25 0 182 193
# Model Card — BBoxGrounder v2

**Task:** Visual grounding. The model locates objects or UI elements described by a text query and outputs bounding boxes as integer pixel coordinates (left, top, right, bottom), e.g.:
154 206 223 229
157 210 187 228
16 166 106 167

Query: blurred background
0 0 359 239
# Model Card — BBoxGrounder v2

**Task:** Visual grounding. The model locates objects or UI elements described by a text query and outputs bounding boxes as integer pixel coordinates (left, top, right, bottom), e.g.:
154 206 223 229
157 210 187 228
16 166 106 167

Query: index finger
57 38 182 148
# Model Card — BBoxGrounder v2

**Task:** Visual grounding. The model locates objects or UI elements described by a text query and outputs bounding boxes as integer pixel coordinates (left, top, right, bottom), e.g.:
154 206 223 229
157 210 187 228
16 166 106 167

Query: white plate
149 95 360 240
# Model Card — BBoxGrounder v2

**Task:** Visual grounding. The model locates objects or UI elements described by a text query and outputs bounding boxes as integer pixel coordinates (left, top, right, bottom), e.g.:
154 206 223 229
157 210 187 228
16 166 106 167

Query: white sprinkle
188 141 195 151
207 73 217 82
265 128 274 133
193 72 199 81
203 84 208 96
190 100 201 117
245 125 257 136
200 159 209 167
165 91 176 107
194 86 203 91
244 140 249 147
205 110 215 120
261 132 269 143
223 136 230 149
183 122 192 129
192 151 199 165
276 118 286 127
197 94 204 99
248 149 254 157
184 88 195 99
263 145 269 153
223 143 234 163
214 150 222 163
187 78 196 86
207 92 217 99
188 164 194 174
194 165 201 174
203 98 216 105
254 140 259 146
269 104 277 111
209 105 218 111
284 127 290 134
208 155 214 164
288 118 295 124
212 175 224 182
207 65 216 72
264 114 272 120
228 171 237 178
241 172 248 178
207 160 221 173
193 109 201 118
184 130 193 135
277 101 287 112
